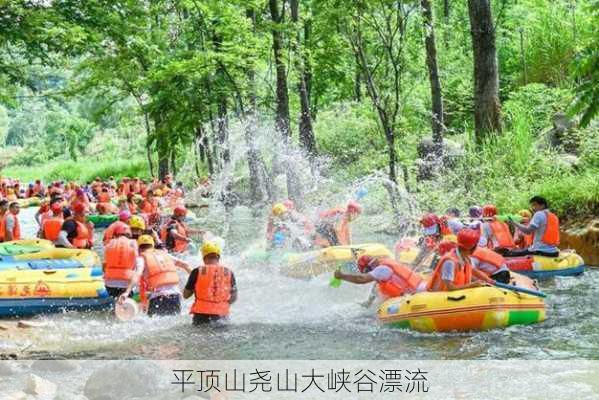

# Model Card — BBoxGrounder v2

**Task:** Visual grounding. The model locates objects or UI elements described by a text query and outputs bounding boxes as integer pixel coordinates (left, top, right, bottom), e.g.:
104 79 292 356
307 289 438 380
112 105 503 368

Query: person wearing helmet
470 246 511 284
119 235 191 316
55 203 94 249
128 215 162 247
427 229 490 291
103 210 132 245
513 210 533 249
506 196 560 257
266 203 290 248
160 206 202 253
0 202 21 242
117 195 129 212
467 206 484 229
70 188 90 213
313 201 362 248
334 254 426 307
443 208 464 235
126 193 138 214
103 223 139 298
183 242 237 325
479 204 516 253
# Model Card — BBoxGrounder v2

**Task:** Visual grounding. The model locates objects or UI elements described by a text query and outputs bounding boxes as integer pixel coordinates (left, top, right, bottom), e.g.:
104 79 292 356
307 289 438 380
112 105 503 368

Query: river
2 206 598 360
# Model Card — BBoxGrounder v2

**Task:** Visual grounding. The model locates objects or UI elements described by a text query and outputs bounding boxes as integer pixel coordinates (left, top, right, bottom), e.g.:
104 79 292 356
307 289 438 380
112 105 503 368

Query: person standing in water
119 235 191 316
183 242 237 325
0 202 21 242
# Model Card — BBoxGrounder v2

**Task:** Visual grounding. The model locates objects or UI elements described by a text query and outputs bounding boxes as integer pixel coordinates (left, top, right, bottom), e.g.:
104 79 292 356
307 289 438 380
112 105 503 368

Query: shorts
105 287 129 298
147 294 181 317
192 314 227 326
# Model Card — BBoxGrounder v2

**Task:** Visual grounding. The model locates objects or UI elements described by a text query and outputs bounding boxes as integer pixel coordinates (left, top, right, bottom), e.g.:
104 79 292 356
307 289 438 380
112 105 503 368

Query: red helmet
357 255 376 273
346 201 362 214
457 229 480 250
420 213 440 228
174 206 187 217
50 202 62 213
113 223 132 237
437 240 457 256
72 202 86 215
482 204 497 218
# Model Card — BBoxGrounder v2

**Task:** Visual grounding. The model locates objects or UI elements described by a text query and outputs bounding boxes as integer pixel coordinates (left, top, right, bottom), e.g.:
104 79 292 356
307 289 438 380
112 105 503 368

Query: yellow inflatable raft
16 197 42 208
0 246 100 271
378 285 546 332
280 243 392 279
0 267 111 317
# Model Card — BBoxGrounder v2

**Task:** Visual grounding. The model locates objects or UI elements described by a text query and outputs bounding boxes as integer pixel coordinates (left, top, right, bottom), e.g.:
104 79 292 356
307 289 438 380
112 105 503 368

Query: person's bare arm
334 270 376 284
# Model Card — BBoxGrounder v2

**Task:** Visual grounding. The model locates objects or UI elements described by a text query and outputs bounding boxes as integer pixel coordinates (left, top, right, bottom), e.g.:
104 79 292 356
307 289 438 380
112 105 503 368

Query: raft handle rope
447 295 467 302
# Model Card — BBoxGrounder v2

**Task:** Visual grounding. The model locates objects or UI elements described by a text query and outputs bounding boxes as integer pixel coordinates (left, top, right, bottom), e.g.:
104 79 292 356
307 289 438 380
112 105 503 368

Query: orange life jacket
190 264 232 316
427 250 472 291
140 199 158 214
140 249 180 291
538 210 560 246
471 247 505 274
376 258 424 298
104 236 138 282
103 221 129 245
131 181 141 194
42 215 64 241
487 220 515 249
0 213 20 241
127 202 137 215
72 220 93 249
160 220 188 253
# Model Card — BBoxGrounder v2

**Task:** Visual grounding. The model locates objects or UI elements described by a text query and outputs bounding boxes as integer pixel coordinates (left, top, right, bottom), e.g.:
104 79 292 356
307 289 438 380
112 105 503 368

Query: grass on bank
1 157 150 183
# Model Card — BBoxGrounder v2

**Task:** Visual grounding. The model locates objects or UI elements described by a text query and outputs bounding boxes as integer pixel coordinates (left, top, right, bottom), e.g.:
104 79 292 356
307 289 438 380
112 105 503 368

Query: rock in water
25 373 58 400
560 219 599 267
84 361 165 400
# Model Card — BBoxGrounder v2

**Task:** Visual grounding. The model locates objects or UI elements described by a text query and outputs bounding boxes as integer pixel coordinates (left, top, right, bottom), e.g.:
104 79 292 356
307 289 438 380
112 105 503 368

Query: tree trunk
386 128 397 184
217 99 230 165
290 0 316 155
467 0 502 141
421 0 444 149
269 0 291 138
152 113 169 180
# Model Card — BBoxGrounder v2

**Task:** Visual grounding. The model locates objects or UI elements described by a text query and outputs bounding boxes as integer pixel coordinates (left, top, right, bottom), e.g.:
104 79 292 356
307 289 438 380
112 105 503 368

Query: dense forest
0 0 597 217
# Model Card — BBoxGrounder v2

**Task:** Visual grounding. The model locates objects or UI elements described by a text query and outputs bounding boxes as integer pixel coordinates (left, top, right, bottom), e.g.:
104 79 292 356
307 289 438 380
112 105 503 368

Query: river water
3 206 598 360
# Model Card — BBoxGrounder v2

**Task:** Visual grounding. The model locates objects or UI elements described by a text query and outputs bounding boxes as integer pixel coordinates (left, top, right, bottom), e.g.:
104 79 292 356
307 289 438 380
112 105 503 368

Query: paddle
493 281 547 298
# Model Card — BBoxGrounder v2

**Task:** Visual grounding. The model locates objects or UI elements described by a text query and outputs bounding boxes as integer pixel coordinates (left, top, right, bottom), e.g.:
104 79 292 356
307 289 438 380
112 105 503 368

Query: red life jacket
104 236 138 281
376 258 424 298
190 264 232 316
427 249 472 291
439 216 452 236
42 215 64 241
103 221 129 245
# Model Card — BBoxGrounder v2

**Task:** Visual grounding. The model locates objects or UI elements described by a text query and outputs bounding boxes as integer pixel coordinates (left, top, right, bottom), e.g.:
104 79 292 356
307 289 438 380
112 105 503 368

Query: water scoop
115 298 140 322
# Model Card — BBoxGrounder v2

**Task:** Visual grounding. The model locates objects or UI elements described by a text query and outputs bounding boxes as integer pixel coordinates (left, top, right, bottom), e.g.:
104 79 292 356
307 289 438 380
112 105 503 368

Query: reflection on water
11 205 599 360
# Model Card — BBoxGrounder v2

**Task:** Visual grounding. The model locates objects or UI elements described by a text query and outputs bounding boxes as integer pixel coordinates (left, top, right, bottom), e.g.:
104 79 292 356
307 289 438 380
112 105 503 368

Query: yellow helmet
272 203 287 217
133 194 143 203
129 215 146 230
154 189 163 197
201 241 221 258
118 195 127 202
518 209 532 219
137 234 155 247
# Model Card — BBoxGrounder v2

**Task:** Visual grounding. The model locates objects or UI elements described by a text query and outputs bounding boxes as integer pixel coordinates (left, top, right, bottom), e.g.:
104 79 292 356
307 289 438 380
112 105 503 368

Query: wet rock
25 373 57 400
83 361 165 400
560 219 599 267
32 360 79 373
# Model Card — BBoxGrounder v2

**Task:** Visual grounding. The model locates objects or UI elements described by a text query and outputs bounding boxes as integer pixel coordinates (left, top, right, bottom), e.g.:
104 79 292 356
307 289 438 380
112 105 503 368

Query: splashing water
7 119 599 360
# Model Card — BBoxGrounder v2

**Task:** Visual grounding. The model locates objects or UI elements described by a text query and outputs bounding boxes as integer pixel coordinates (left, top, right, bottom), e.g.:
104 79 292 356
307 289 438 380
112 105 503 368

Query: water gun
462 214 523 223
